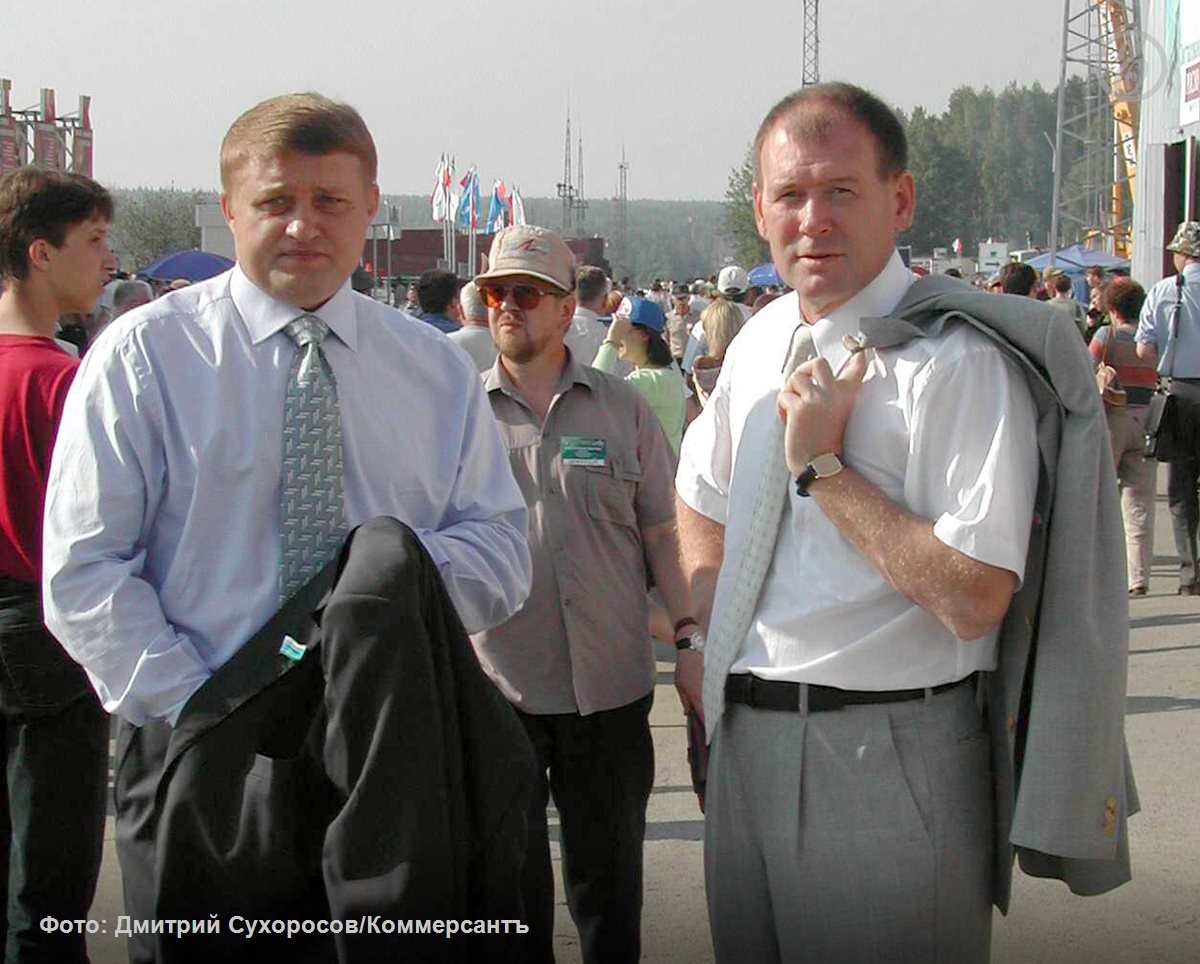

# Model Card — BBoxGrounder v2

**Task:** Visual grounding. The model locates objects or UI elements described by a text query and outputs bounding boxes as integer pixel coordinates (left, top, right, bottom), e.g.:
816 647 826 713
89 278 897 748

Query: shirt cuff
933 513 1026 587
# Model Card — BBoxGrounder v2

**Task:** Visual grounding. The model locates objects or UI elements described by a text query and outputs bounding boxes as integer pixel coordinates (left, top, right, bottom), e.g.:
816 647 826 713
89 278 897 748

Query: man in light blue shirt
41 93 530 960
1136 220 1200 591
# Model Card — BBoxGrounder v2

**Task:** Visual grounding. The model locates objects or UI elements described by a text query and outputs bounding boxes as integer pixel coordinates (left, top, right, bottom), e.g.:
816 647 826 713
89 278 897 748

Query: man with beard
474 225 703 963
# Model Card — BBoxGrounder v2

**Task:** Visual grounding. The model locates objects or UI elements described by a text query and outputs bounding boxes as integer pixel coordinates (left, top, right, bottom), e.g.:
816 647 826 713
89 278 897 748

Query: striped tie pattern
279 314 346 600
703 324 817 740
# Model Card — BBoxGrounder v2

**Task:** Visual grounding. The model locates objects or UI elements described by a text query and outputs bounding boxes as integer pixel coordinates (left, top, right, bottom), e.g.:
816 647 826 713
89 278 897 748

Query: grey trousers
705 681 993 964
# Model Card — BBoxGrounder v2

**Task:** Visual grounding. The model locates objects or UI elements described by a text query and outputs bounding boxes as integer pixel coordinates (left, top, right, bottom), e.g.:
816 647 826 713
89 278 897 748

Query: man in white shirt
676 83 1037 963
565 264 610 367
42 93 531 962
448 280 498 372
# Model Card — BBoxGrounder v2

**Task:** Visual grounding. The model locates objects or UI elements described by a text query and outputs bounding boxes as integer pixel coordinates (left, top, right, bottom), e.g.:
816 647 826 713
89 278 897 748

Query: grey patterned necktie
703 323 817 739
279 314 346 600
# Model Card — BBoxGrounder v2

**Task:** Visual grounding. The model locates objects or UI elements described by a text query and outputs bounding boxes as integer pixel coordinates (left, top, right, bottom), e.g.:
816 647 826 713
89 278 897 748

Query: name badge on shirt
280 635 308 662
560 436 607 466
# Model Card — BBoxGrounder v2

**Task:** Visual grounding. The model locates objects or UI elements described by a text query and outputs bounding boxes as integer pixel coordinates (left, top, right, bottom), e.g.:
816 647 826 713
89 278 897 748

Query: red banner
33 88 59 169
0 116 18 180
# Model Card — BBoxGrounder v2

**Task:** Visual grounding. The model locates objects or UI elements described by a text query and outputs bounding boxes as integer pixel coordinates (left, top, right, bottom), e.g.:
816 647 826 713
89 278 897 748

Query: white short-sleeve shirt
676 252 1038 689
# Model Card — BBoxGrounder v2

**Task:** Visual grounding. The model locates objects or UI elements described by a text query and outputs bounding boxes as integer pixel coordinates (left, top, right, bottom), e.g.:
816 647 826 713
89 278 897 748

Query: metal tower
802 0 819 86
575 123 588 222
556 107 576 232
614 145 629 277
1048 0 1141 261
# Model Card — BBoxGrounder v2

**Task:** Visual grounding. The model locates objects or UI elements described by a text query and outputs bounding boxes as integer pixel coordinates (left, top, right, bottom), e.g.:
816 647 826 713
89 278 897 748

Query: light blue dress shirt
1136 262 1200 377
43 267 531 725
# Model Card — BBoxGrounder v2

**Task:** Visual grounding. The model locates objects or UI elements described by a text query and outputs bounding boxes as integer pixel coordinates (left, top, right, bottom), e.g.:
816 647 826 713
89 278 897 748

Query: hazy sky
3 0 1072 200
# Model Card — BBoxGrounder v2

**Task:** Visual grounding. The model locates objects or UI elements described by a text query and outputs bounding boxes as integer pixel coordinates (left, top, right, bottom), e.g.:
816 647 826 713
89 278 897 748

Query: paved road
85 475 1199 962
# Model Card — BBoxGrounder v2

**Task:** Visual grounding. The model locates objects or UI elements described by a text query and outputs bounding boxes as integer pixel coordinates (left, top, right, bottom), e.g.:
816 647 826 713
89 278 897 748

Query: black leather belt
1124 386 1154 405
724 673 975 713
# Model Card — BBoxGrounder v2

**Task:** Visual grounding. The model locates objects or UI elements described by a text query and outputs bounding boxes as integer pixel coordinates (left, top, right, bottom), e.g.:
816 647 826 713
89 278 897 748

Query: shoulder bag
1143 272 1187 461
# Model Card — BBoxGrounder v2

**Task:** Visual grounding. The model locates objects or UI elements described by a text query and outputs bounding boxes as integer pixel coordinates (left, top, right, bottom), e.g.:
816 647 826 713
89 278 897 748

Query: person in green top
593 294 687 454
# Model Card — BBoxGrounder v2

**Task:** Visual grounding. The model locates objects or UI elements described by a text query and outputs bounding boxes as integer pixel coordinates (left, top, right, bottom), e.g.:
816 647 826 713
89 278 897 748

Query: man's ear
26 238 53 274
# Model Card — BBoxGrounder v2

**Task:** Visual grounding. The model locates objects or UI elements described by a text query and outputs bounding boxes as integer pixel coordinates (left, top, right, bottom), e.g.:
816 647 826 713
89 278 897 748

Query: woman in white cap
593 295 687 454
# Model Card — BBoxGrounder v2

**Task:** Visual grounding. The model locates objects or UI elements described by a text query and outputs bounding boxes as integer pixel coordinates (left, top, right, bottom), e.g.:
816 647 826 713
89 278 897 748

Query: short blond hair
219 92 377 191
699 299 744 361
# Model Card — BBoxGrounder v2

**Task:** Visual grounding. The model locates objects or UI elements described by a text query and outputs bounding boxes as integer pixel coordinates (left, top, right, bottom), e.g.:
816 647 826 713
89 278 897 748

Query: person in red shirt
0 166 115 963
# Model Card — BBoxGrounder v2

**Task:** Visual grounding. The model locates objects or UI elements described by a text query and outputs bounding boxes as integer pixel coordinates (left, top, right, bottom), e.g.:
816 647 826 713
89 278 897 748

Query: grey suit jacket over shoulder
861 274 1137 913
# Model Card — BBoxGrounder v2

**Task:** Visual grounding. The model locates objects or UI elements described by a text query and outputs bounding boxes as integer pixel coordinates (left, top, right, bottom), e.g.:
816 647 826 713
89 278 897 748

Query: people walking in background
690 298 745 408
593 294 687 455
1090 276 1158 595
1137 221 1200 594
448 280 498 372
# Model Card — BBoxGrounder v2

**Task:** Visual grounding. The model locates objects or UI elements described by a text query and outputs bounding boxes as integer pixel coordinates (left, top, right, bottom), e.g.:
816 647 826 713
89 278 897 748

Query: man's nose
285 200 321 239
797 197 833 234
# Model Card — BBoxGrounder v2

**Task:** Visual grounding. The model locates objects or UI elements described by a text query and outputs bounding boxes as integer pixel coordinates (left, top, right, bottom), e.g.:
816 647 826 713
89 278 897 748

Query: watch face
811 453 843 478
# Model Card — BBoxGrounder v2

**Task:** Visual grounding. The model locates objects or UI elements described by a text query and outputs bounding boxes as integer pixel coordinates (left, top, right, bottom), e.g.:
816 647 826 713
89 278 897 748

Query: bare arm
642 518 694 634
808 470 1017 640
675 496 725 632
1135 341 1158 364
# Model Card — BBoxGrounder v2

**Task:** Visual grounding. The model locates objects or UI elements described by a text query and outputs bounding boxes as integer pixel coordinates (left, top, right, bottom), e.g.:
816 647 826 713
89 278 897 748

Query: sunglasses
478 283 561 310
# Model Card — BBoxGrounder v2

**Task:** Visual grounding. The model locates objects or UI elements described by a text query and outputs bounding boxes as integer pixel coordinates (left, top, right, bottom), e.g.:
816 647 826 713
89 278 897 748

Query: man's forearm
675 496 725 630
642 520 694 628
809 468 1016 640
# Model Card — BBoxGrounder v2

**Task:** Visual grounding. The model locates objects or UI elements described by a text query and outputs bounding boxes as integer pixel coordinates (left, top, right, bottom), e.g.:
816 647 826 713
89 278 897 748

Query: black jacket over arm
150 517 536 963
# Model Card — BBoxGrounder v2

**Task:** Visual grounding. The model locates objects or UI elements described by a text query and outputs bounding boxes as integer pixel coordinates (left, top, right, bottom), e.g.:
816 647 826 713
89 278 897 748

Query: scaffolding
0 81 94 179
1048 1 1141 261
802 1 820 86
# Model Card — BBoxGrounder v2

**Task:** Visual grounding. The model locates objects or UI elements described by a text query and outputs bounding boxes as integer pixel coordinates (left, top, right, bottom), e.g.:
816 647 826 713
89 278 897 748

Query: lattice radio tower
802 0 820 86
614 145 629 277
555 100 587 234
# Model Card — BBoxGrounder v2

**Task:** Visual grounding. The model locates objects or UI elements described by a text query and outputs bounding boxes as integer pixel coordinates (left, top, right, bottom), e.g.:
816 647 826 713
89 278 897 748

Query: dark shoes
1178 584 1199 596
1129 586 1148 596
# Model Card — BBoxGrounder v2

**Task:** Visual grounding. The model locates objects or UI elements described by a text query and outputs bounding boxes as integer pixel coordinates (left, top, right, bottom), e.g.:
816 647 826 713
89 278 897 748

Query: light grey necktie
703 323 817 739
279 314 346 600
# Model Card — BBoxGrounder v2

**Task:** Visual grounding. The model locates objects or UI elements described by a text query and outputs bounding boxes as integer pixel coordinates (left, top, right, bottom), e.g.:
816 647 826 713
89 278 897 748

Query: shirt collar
573 306 600 323
808 249 913 373
484 346 597 401
230 264 358 352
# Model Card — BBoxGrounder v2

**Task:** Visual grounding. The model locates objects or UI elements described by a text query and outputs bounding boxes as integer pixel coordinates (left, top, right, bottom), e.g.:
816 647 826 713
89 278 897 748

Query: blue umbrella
138 250 234 282
748 261 784 287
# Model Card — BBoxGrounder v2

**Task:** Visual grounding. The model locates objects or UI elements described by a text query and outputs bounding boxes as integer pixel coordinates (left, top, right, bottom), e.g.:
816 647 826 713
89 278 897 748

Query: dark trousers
112 720 171 964
518 693 654 964
0 583 108 964
1167 380 1200 587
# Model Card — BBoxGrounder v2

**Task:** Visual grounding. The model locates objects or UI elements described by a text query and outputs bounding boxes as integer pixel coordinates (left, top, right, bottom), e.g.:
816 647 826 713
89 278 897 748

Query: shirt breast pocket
584 459 640 529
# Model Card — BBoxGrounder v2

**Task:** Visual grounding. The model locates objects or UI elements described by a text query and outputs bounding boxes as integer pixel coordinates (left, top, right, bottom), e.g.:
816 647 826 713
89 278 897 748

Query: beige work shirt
476 352 675 715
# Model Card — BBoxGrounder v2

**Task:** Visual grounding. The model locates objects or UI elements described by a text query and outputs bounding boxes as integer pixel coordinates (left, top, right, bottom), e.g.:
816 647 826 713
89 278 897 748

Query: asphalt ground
83 470 1199 962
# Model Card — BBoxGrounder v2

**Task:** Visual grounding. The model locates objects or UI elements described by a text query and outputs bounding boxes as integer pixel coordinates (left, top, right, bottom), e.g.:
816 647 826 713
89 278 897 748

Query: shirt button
548 486 558 496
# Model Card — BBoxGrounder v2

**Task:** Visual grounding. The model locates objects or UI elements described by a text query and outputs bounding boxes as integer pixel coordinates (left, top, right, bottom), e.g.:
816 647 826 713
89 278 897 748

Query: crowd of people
2 78 1190 963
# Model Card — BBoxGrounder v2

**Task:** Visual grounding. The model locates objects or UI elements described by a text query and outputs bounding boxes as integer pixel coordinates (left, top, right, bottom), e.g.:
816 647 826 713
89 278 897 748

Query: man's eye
259 197 288 211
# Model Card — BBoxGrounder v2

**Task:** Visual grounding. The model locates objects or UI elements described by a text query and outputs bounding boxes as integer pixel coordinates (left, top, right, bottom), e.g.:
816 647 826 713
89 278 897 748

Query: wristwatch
675 630 706 653
795 452 844 497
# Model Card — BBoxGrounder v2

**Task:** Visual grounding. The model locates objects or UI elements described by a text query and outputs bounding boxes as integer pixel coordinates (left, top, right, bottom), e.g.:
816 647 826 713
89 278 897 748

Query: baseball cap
617 295 666 333
475 225 576 293
718 265 749 294
1166 221 1200 258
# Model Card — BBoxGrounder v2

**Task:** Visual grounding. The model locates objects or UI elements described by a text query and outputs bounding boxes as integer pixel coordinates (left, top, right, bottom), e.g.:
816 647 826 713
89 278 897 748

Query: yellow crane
1097 0 1139 258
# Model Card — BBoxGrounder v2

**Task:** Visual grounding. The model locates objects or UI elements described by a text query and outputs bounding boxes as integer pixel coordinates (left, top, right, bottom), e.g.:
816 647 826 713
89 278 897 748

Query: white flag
430 157 447 223
511 186 527 227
